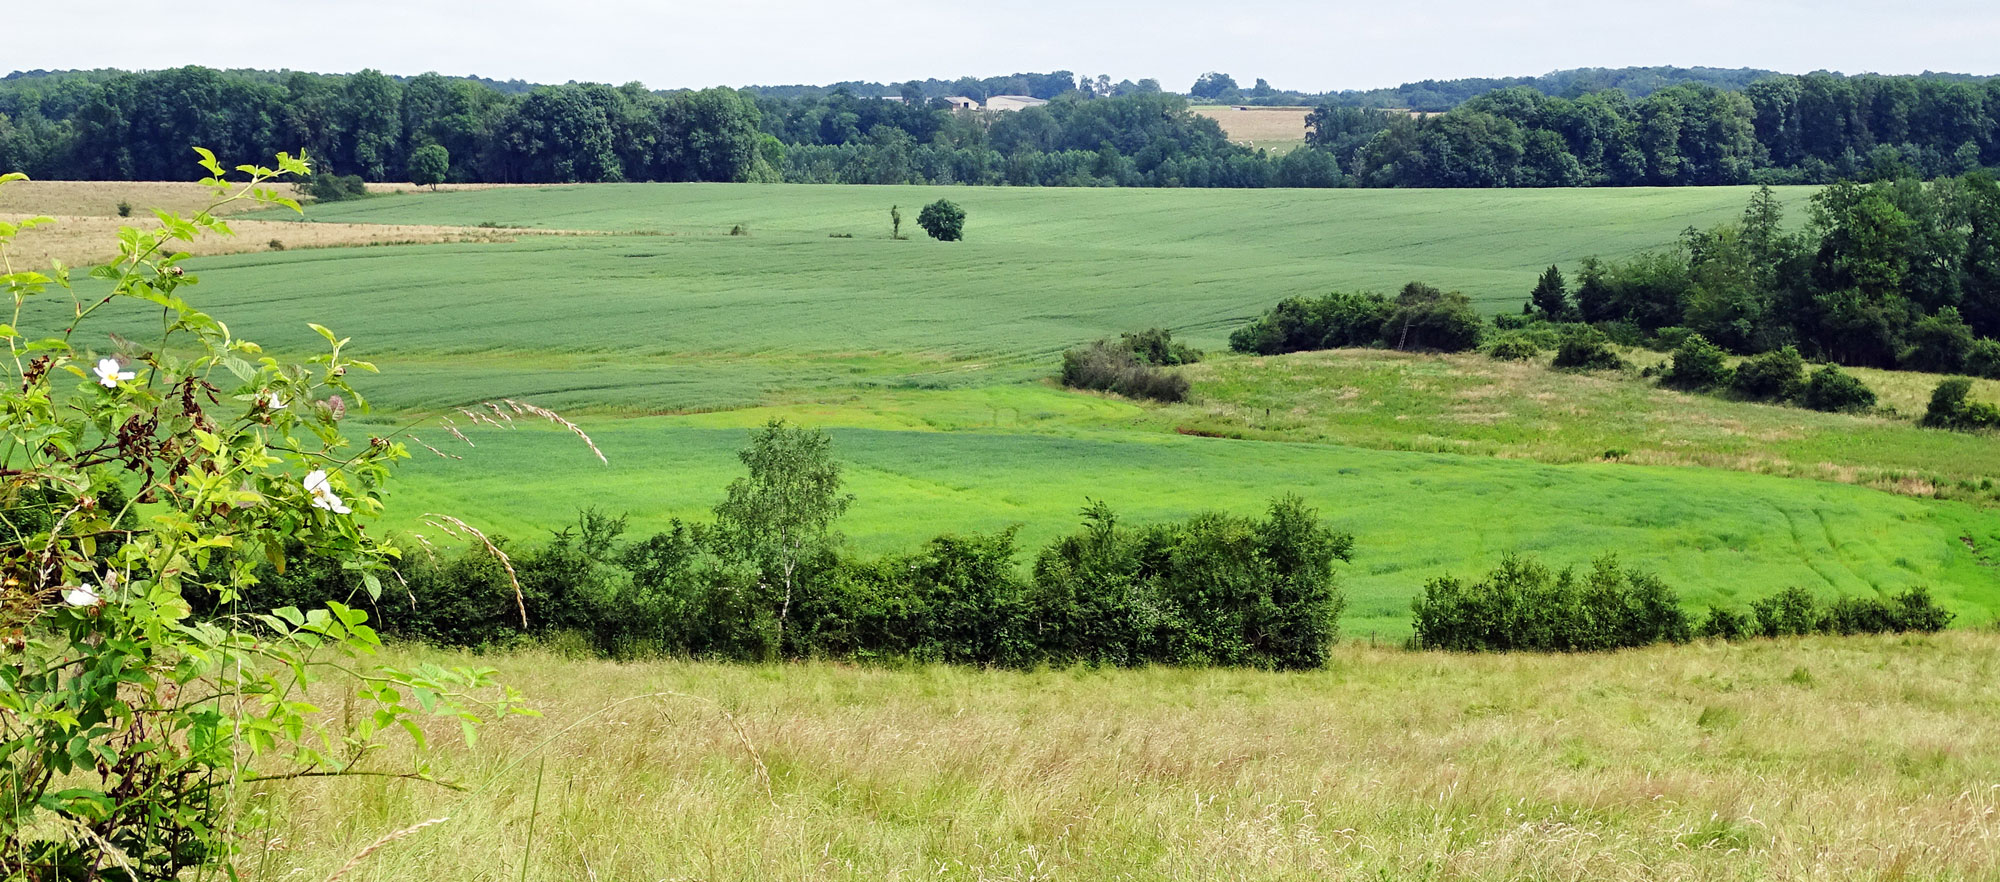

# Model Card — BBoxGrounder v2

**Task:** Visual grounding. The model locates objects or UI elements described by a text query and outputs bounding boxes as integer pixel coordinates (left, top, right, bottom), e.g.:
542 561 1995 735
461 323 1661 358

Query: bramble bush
0 153 531 879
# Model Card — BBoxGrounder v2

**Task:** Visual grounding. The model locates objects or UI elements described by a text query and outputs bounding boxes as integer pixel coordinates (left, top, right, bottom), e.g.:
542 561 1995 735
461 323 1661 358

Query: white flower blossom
304 469 351 514
64 584 101 607
93 358 135 388
262 391 287 411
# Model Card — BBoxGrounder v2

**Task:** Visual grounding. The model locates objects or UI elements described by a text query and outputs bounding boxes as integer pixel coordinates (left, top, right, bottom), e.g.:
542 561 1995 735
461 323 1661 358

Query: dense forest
1 66 1995 187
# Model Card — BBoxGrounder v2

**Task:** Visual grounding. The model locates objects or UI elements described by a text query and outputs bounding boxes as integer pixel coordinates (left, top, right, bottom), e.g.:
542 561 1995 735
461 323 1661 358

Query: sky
8 0 1999 92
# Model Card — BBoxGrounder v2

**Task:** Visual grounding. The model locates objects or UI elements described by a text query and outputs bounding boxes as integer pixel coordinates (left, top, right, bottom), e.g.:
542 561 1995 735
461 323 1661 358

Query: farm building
942 96 978 110
984 95 1049 111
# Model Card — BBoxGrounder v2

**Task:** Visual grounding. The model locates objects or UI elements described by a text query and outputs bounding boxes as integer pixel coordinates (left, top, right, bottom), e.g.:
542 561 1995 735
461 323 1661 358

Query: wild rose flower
93 358 135 388
304 469 351 514
64 584 101 607
262 391 287 411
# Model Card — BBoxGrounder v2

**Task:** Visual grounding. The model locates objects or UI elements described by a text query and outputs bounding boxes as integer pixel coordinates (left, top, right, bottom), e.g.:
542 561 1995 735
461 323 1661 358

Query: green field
65 181 1995 632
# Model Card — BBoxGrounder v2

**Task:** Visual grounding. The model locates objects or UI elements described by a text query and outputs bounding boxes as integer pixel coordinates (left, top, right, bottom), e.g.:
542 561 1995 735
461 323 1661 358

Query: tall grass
255 631 2000 881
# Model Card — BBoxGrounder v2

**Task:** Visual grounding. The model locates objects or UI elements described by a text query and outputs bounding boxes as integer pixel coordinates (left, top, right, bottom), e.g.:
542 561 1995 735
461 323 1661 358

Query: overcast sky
9 0 1998 92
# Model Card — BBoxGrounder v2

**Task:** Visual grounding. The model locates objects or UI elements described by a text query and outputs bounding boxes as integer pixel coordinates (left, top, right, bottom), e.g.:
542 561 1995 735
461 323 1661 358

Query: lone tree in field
918 199 966 241
1527 264 1571 319
891 204 904 239
714 419 853 654
409 143 449 190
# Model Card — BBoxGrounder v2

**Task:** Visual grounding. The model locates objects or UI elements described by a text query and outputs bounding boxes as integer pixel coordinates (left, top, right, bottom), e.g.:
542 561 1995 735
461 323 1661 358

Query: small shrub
1921 377 2000 430
1060 340 1190 403
1493 313 1531 331
115 199 132 217
1799 364 1876 412
1731 345 1806 401
828 232 853 238
1662 333 1733 391
728 224 749 236
1901 307 1974 373
1965 338 2000 379
1698 605 1751 640
1749 586 1821 637
1552 331 1626 371
1486 335 1541 361
303 172 368 202
917 199 966 241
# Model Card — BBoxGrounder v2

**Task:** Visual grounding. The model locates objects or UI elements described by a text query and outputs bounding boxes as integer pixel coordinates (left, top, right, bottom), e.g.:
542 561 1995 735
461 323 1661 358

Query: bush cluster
1229 283 1482 356
1700 586 1954 638
1412 555 1956 653
1730 345 1807 401
1799 364 1877 412
1485 335 1542 361
303 172 367 202
1551 330 1627 371
1410 555 1690 652
261 497 1355 670
1059 339 1191 402
1921 377 2000 431
1661 333 1733 390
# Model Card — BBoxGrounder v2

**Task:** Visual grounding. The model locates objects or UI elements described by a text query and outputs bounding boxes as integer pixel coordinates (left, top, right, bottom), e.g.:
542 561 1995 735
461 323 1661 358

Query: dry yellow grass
0 213 583 267
0 179 533 219
1192 106 1312 151
242 631 2000 881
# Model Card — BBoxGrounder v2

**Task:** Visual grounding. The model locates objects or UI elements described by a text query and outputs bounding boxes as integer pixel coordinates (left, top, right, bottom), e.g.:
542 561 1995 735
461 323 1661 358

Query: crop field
29 181 2000 636
1191 105 1313 152
254 632 2000 881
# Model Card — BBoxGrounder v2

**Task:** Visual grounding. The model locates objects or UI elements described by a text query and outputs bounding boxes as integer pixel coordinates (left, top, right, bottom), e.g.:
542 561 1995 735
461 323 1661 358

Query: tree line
2 66 1994 188
1309 75 2000 187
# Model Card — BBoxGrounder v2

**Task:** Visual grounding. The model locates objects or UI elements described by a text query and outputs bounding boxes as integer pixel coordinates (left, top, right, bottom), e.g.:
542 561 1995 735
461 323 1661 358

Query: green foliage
1735 585 1953 637
0 156 526 878
114 199 130 217
1382 282 1484 352
1410 555 1692 652
408 142 450 189
1527 264 1572 320
1800 364 1877 412
1698 605 1751 640
1552 330 1627 371
348 496 1353 669
890 204 903 239
1118 327 1202 366
1731 345 1806 401
1921 377 2000 431
1059 340 1190 402
304 170 368 201
1228 291 1392 355
712 419 855 650
917 199 966 241
1663 333 1734 391
1903 307 1975 373
1486 335 1542 361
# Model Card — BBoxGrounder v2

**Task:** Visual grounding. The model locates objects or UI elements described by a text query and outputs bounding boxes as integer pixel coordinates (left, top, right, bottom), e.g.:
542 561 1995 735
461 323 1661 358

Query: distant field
191 183 1807 411
262 632 2000 880
1191 105 1312 153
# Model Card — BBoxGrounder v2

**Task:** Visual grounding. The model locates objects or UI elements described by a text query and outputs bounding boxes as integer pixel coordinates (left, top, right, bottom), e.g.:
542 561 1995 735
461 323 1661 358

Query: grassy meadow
254 631 2000 881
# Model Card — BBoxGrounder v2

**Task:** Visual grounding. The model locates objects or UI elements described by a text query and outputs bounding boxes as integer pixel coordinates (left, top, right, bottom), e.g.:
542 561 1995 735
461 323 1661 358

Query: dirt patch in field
1 213 590 267
0 179 537 219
